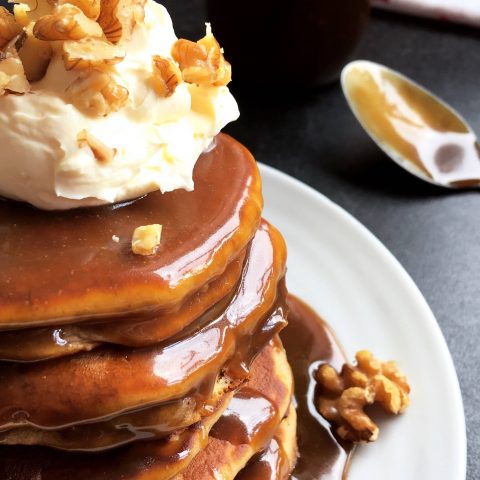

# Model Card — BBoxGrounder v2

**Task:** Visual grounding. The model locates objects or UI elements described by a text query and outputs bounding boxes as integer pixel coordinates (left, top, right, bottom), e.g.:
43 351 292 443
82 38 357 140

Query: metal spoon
341 60 480 188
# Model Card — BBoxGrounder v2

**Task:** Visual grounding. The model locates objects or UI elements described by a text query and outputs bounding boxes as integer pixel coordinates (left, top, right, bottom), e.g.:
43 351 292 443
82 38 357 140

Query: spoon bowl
341 60 480 189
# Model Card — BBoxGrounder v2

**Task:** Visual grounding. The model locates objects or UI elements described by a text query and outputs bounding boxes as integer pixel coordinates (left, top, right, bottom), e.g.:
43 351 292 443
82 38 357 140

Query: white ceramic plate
260 164 466 480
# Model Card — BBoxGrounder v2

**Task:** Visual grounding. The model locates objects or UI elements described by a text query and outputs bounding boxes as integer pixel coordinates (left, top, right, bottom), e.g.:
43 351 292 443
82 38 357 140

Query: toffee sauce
231 296 354 480
0 250 246 363
210 387 278 447
0 222 286 434
0 336 289 480
282 295 353 480
237 436 290 480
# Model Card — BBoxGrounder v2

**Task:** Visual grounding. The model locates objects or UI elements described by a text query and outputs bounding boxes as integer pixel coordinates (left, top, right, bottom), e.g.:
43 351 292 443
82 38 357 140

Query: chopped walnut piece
132 224 162 256
77 129 116 163
0 7 22 50
0 45 29 96
66 69 128 116
58 0 101 20
16 28 53 82
316 350 410 443
33 4 103 41
151 55 181 98
97 0 145 44
171 26 231 87
13 4 30 28
63 37 124 71
13 0 55 26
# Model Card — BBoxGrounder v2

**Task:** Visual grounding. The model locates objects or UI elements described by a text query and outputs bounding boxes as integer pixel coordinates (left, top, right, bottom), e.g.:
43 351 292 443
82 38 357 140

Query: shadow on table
330 149 479 200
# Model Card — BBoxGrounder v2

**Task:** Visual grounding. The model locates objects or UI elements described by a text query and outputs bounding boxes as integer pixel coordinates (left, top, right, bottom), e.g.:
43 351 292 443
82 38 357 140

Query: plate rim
259 162 467 480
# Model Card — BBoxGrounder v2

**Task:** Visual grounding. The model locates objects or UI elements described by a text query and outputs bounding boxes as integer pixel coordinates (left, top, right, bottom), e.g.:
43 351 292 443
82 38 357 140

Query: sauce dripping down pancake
0 338 291 480
170 336 294 480
236 405 298 480
281 296 354 480
0 251 245 362
0 221 286 432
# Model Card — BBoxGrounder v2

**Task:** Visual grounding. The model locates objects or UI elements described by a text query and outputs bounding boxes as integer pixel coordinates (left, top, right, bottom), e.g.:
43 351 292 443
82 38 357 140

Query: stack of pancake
0 134 297 479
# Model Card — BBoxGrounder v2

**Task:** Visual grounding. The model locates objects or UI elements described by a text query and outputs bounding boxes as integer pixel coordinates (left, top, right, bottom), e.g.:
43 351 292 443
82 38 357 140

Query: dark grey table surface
163 2 479 478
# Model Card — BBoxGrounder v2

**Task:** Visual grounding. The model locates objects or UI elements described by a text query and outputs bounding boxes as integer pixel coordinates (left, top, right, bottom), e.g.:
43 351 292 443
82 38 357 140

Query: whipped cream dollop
0 1 239 210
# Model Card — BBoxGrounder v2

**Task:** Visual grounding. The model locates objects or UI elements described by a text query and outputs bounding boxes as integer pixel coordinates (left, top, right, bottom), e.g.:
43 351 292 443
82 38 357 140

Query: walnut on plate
63 37 124 70
33 3 103 42
171 26 231 87
316 350 410 443
66 69 128 116
151 55 181 98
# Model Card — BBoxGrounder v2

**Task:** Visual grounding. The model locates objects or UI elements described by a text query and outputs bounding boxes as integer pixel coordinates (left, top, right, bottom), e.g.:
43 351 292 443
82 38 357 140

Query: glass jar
206 0 370 88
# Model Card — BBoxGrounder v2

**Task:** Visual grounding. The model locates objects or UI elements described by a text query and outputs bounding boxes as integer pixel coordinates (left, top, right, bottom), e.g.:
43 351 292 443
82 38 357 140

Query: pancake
172 336 294 480
0 297 286 451
0 371 239 452
0 221 287 433
0 389 233 480
0 134 263 328
236 405 298 480
0 130 298 478
0 249 245 362
0 336 293 480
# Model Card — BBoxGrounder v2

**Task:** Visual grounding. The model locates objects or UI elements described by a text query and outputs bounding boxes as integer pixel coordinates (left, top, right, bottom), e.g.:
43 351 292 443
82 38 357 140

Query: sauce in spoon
342 60 480 187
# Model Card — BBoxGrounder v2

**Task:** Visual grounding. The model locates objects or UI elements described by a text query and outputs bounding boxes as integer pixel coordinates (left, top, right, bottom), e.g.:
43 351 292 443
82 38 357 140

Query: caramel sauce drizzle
283 296 353 480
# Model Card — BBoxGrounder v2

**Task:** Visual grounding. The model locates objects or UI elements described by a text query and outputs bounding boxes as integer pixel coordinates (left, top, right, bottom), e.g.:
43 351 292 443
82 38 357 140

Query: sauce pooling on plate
281 296 353 480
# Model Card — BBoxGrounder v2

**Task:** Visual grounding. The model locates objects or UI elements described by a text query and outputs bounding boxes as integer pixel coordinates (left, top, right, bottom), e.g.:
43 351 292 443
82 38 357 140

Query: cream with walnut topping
316 350 410 443
0 0 239 210
1 0 230 108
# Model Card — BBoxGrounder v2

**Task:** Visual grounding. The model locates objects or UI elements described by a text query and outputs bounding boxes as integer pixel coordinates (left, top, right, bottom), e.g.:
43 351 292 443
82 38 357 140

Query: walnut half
316 350 410 443
151 55 181 98
171 26 231 87
33 4 104 42
63 37 125 71
66 69 128 116
97 0 145 44
0 7 22 50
